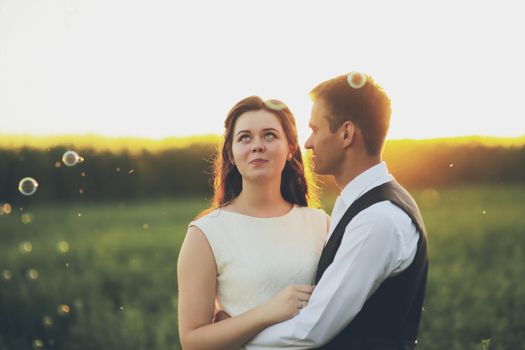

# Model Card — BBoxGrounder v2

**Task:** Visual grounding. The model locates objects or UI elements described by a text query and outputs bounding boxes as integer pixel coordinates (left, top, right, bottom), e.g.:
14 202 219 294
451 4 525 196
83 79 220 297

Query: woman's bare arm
177 226 312 350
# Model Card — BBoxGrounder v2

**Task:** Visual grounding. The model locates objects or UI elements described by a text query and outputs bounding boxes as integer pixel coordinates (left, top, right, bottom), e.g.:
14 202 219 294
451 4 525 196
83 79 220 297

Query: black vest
314 181 428 350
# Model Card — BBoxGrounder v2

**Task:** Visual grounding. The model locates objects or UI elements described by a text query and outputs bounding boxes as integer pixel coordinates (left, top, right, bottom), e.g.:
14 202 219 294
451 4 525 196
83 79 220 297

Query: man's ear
341 121 355 148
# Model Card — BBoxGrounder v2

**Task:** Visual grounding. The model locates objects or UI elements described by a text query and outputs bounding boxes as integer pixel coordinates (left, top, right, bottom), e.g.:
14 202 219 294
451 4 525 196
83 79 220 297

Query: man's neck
334 156 382 190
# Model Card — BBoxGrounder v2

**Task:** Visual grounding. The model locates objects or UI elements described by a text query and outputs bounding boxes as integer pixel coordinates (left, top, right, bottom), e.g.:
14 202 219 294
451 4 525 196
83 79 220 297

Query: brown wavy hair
197 96 319 218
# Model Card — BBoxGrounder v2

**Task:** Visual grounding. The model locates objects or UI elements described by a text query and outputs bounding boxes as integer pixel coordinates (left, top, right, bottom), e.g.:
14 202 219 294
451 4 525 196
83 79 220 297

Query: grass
1 185 524 350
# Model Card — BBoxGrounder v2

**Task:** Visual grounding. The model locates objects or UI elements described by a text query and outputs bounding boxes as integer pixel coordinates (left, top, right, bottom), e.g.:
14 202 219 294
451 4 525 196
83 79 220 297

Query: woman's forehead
234 110 284 132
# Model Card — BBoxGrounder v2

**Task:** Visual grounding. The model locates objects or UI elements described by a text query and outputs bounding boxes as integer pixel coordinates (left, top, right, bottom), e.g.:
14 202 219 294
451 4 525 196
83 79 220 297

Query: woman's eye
239 135 251 142
264 133 276 141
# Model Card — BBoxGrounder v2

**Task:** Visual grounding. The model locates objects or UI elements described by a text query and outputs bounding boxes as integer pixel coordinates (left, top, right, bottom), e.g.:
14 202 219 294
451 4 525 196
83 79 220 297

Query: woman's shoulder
294 206 330 222
189 208 224 229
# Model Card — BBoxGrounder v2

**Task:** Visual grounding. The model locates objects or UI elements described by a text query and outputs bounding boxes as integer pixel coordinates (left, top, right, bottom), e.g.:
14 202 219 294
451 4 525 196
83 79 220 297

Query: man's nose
304 135 313 149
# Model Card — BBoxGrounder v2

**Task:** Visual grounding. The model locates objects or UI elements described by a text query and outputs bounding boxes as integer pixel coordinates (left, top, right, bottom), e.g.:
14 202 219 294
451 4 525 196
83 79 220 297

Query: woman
177 96 329 350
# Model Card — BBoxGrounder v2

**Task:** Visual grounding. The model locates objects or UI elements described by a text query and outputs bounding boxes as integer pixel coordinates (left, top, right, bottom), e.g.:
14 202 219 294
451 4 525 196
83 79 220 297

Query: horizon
1 132 524 152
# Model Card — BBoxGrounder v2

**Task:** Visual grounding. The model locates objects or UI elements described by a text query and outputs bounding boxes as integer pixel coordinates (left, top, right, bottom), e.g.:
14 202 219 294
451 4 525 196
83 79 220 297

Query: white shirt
244 162 420 349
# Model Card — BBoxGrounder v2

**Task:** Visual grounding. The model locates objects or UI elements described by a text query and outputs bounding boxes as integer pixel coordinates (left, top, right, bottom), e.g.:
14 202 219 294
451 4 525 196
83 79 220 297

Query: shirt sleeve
244 209 404 349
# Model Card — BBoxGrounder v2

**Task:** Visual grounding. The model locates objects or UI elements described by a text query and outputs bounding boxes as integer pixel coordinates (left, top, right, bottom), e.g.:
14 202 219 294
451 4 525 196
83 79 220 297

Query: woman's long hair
197 96 319 219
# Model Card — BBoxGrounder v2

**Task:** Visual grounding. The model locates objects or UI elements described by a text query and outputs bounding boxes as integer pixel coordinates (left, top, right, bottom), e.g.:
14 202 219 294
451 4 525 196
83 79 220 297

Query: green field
1 185 524 350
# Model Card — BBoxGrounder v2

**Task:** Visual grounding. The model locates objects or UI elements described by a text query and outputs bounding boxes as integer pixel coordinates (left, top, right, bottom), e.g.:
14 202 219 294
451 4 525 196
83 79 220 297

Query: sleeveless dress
189 205 329 317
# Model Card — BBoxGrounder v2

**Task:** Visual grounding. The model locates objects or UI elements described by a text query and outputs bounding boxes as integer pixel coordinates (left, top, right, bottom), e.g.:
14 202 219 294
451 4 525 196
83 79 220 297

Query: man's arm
244 209 407 349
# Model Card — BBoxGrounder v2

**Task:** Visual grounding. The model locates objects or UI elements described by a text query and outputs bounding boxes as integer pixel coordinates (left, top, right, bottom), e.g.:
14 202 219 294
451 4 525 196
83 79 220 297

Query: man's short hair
309 72 391 156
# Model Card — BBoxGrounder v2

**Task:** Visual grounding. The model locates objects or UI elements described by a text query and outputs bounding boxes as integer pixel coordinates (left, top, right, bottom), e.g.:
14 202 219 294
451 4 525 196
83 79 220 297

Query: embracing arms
177 226 313 350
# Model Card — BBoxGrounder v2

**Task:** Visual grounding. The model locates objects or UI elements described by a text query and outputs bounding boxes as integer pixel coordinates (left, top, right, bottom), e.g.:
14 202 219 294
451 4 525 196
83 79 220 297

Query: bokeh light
0 203 12 215
21 213 34 224
57 304 71 316
56 241 70 253
18 241 33 254
2 270 12 280
42 315 54 327
26 268 39 280
32 339 44 349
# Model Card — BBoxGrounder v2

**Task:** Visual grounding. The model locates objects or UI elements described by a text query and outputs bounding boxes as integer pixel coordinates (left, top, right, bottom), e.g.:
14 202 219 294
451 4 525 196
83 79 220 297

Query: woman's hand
258 285 315 324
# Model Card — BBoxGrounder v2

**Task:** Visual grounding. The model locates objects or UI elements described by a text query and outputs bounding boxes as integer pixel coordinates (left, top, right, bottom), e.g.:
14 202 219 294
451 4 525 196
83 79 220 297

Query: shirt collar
338 161 394 208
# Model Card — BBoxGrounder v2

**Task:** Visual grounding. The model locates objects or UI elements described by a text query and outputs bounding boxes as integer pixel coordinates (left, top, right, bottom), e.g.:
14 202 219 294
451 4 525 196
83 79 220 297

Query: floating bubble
57 241 70 253
79 188 84 194
0 203 12 215
57 304 70 316
264 99 288 111
119 306 124 310
19 241 33 254
81 172 86 177
42 315 54 327
77 213 82 217
32 339 44 349
2 270 12 280
449 163 454 168
65 262 70 268
62 150 84 167
26 268 39 280
143 223 149 230
128 169 135 174
116 167 121 172
54 161 63 168
21 212 34 224
347 72 367 89
18 177 39 196
482 210 487 215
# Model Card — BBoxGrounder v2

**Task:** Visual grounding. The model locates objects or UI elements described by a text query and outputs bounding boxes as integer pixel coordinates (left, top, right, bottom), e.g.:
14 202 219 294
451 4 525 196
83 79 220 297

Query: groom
244 72 429 349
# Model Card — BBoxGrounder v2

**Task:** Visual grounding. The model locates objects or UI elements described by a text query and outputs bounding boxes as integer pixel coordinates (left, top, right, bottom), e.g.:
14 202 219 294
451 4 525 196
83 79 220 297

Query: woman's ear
288 146 296 160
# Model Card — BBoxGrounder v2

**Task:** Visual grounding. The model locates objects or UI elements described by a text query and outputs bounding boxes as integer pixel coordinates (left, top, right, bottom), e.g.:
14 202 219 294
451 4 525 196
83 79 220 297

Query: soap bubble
18 177 38 196
346 71 367 89
62 150 84 167
264 99 288 111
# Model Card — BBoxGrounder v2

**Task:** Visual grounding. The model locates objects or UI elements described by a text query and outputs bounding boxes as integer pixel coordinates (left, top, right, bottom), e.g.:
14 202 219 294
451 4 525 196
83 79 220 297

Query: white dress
189 205 329 317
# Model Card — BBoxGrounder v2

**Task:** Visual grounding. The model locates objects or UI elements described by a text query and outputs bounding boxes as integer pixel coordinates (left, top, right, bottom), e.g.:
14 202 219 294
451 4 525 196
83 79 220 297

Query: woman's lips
249 158 268 165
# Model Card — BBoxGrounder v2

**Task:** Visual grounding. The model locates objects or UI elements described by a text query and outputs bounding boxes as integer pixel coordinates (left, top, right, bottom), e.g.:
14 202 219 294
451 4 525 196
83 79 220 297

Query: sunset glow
1 0 524 143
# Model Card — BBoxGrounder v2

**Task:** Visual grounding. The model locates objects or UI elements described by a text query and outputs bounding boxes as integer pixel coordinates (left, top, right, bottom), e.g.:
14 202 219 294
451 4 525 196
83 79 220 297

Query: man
244 72 429 349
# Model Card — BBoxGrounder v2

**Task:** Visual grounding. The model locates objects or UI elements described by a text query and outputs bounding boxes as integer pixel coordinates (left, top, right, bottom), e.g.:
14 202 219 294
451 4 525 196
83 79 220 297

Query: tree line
1 139 524 205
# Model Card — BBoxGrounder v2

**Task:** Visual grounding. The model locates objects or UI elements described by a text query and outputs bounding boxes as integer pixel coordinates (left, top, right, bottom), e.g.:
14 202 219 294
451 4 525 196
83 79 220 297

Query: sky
1 0 524 144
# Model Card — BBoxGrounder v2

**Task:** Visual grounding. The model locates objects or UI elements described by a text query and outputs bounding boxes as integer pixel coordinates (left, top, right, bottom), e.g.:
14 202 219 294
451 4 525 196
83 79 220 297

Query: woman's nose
251 143 265 152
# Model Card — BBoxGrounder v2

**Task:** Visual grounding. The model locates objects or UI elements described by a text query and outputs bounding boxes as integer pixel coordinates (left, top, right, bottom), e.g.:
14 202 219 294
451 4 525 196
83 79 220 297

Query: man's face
304 100 344 175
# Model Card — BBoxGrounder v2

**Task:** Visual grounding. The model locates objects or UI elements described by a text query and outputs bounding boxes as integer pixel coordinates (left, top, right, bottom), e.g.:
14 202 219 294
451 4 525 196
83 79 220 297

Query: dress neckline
218 204 297 219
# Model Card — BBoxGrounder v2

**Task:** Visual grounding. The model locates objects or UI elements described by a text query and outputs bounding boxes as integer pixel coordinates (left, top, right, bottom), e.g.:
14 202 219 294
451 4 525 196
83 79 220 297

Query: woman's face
231 109 291 183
